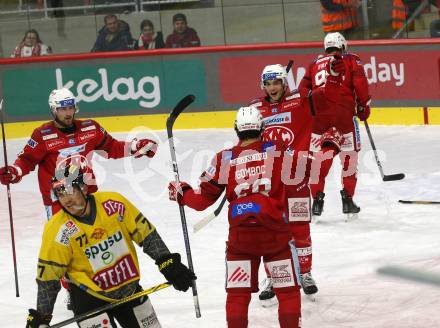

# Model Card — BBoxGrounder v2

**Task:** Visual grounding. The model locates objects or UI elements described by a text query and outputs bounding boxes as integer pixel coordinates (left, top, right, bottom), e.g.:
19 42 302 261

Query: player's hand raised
131 138 158 158
328 55 345 76
0 165 22 185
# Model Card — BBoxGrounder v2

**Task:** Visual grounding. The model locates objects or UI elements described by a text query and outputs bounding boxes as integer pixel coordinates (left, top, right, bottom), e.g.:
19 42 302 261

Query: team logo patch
91 228 107 240
226 260 251 288
309 133 321 152
266 259 295 288
56 220 80 246
264 125 295 146
27 138 38 148
271 107 278 113
42 133 58 141
68 138 75 145
102 199 125 217
288 197 310 222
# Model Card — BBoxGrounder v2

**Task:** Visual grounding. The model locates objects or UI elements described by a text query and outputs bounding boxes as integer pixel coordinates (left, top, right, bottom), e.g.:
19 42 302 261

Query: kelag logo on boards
55 68 161 108
2 60 206 118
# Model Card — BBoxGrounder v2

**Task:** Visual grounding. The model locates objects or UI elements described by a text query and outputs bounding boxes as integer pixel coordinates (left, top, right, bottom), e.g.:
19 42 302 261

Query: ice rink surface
1 125 440 327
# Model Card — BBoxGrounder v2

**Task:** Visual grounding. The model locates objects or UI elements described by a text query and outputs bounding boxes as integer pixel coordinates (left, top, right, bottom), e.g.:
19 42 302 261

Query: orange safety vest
392 0 407 30
321 0 359 33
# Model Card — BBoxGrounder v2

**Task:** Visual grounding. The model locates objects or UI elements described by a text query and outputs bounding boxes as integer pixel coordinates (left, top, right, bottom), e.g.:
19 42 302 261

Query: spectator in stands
165 13 201 48
11 29 52 58
91 14 134 52
320 0 361 39
134 19 165 50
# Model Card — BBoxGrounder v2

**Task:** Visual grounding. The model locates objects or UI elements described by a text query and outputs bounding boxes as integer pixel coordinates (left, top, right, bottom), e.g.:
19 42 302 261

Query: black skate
301 272 318 301
259 279 278 307
340 189 360 221
312 192 325 221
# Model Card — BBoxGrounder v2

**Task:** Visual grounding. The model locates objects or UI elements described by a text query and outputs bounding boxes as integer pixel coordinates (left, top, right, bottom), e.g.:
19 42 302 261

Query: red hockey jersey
14 119 131 206
299 52 370 114
249 90 313 152
181 140 296 231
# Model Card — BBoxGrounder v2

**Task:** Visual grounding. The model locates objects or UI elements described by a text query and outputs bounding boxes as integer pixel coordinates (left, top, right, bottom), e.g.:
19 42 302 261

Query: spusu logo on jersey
263 126 295 146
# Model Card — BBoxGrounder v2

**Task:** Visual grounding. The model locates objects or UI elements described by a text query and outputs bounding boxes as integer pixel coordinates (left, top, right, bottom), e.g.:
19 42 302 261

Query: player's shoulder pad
35 122 54 135
248 97 264 107
78 119 100 132
344 52 362 64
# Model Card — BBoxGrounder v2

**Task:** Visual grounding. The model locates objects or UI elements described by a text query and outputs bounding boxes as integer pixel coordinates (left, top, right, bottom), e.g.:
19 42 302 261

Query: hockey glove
168 181 192 205
25 309 51 328
131 138 158 158
328 55 345 76
156 253 196 292
0 165 22 185
356 104 370 121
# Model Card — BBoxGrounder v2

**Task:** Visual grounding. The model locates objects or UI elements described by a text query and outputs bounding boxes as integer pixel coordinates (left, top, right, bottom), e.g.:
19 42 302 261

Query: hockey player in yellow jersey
25 165 196 328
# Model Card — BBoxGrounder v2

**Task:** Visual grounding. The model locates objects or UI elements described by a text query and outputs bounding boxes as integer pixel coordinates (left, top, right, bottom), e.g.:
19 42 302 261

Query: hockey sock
290 223 312 274
226 292 251 328
340 151 358 197
275 290 301 328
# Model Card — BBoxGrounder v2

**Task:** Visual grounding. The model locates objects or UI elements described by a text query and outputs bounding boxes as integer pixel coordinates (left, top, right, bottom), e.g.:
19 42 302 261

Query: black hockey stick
193 60 296 233
0 99 20 297
49 282 170 328
166 94 201 318
398 200 440 205
364 120 405 182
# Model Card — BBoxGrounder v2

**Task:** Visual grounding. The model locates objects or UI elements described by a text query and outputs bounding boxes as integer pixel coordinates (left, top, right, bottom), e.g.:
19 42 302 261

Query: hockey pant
225 226 301 328
69 283 161 328
309 112 361 198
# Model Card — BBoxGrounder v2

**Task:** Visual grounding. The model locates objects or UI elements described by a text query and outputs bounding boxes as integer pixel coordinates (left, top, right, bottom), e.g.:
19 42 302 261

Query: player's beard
55 114 74 128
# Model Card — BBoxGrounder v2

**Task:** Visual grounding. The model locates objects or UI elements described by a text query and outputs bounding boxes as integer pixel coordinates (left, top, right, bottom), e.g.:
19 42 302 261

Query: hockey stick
193 194 227 233
0 99 20 297
193 60 296 233
166 94 201 318
364 120 405 182
398 200 440 205
377 265 440 287
49 282 171 328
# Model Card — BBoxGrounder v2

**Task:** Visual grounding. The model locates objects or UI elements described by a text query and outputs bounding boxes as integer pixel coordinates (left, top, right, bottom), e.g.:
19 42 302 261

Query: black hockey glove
156 253 196 292
25 309 52 328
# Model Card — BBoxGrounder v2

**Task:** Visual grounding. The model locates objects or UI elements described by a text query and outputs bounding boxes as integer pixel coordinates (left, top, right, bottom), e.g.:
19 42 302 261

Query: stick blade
383 173 405 181
166 94 195 128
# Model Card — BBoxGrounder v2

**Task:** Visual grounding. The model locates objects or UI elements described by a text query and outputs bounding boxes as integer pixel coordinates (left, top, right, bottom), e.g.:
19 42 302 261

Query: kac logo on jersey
264 126 295 146
271 107 278 113
231 202 261 218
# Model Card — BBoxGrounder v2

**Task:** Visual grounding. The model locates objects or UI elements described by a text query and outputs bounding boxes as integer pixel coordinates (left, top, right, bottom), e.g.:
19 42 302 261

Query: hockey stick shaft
377 265 440 287
194 59 296 233
0 99 20 297
166 94 201 318
364 120 405 181
49 283 171 328
398 200 440 205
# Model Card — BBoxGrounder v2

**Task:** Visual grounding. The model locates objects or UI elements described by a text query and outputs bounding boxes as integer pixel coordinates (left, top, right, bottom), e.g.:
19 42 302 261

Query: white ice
1 125 440 327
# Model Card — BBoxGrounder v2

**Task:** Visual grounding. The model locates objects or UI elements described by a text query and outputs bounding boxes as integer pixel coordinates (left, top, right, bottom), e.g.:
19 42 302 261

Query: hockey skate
258 278 278 307
311 192 325 222
301 272 318 301
340 189 360 221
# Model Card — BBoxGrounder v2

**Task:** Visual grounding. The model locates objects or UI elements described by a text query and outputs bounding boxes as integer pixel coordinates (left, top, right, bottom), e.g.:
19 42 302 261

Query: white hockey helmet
48 88 78 114
260 64 287 89
324 32 347 51
235 106 263 132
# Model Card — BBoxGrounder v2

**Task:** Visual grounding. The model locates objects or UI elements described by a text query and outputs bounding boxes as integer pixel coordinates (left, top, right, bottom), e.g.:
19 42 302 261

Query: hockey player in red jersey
168 107 301 328
298 32 371 217
0 88 158 219
249 64 317 302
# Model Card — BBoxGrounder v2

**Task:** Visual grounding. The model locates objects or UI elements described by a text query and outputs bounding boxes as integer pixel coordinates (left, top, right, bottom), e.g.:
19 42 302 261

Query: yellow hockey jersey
37 191 156 294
